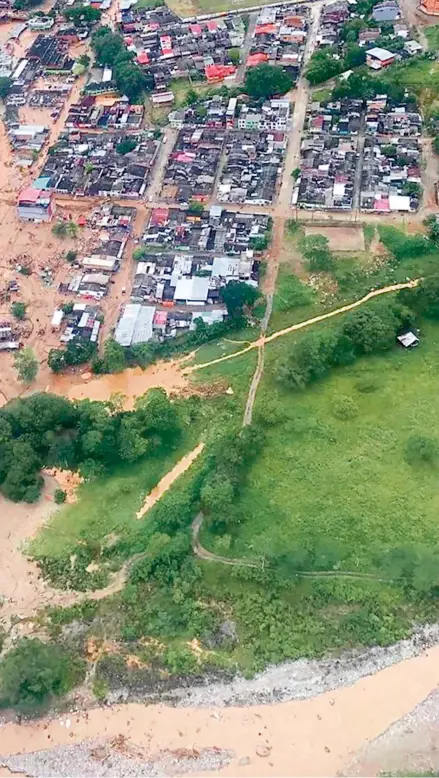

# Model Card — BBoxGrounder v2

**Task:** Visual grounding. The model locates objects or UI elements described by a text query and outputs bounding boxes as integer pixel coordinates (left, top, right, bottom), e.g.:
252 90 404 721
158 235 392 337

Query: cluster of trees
244 63 293 99
0 77 12 100
306 45 366 87
300 234 335 273
399 273 439 320
91 27 153 102
63 4 101 26
0 638 85 713
277 301 415 391
48 339 97 373
200 425 265 532
0 388 182 502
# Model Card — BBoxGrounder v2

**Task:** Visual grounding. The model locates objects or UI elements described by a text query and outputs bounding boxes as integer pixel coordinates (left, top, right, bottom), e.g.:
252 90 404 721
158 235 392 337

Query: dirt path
136 442 204 518
189 279 419 374
2 644 439 776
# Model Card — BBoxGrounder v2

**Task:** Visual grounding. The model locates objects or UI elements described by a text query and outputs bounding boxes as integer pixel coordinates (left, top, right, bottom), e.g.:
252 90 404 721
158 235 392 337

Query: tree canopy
244 63 293 99
220 280 260 318
64 4 101 26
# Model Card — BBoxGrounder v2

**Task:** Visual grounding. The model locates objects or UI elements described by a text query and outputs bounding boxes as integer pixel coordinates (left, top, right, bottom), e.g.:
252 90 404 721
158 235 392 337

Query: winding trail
191 513 392 580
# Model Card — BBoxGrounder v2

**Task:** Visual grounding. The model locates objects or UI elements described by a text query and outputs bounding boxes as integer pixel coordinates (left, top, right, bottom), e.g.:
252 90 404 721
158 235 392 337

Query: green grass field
426 25 439 52
202 319 439 572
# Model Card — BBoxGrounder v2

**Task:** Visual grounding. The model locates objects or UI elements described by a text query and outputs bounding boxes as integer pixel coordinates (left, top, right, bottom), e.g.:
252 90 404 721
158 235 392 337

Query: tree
402 181 422 199
116 138 137 155
132 246 148 261
11 302 26 320
188 200 204 215
201 471 235 521
14 347 38 385
78 54 91 68
424 215 439 243
0 638 85 712
54 488 66 504
0 77 11 100
66 250 77 262
115 61 146 101
135 388 180 444
221 280 259 318
184 88 199 106
0 438 43 502
300 234 334 272
245 63 293 99
344 44 366 69
306 49 342 86
434 136 439 156
52 220 68 238
66 221 78 239
228 48 240 65
405 435 439 465
117 416 148 462
100 339 126 373
64 4 101 26
401 274 439 319
342 309 395 354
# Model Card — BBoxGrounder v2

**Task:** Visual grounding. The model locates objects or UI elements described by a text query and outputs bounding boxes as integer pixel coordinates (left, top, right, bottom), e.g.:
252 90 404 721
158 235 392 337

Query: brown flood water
48 360 190 410
1 647 439 775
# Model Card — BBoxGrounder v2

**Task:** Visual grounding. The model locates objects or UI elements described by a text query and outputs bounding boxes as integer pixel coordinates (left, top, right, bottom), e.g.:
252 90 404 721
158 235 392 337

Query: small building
372 1 400 21
420 0 439 14
404 39 423 55
397 331 419 348
17 187 55 222
151 91 174 105
366 47 395 70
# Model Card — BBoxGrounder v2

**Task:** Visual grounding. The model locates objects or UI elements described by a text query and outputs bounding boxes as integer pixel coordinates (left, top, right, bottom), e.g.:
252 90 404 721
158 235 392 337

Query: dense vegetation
244 63 293 99
0 389 181 502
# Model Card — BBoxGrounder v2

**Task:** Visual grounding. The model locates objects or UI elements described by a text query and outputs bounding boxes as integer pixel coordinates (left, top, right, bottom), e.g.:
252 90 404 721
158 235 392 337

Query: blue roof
33 176 51 190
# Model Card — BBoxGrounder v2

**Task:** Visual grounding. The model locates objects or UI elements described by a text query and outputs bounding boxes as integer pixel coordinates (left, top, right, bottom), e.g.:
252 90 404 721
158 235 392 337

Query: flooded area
1 646 439 776
48 358 191 410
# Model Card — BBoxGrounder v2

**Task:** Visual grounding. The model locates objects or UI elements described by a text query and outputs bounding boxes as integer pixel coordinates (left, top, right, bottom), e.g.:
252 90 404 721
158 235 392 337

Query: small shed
397 331 419 348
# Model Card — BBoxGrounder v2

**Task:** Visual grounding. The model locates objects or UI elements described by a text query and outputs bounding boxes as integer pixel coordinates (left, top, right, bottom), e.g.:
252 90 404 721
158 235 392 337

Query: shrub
54 488 66 504
405 435 439 465
11 302 26 320
332 395 359 420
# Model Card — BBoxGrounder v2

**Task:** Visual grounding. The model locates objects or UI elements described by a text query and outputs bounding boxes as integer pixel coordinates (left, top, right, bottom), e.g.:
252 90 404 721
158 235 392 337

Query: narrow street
236 12 259 83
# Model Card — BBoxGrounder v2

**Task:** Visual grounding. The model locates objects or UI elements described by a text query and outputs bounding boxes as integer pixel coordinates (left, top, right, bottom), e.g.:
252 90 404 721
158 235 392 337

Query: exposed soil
136 442 204 518
304 225 366 252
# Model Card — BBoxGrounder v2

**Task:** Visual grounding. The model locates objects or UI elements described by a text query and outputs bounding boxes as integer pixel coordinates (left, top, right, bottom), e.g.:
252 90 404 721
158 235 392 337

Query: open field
304 225 365 252
202 318 439 571
166 0 275 17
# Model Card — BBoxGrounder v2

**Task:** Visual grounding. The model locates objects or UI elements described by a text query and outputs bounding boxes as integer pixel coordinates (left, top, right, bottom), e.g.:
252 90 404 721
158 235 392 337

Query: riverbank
1 632 439 776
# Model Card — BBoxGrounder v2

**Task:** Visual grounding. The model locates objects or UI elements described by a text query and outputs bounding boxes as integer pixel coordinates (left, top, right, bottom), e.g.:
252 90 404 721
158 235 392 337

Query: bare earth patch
305 225 365 252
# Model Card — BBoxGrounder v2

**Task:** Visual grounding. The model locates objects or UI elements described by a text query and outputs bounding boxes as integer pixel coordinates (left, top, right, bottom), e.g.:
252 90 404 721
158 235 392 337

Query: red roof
124 36 133 44
255 23 278 34
150 207 169 227
137 51 149 64
375 197 390 212
206 19 218 30
19 187 41 203
77 214 86 227
190 23 202 35
247 52 268 67
205 63 236 82
154 310 167 325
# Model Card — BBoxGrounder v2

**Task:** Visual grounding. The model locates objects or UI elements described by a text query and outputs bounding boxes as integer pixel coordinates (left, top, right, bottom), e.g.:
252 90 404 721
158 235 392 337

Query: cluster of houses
293 98 360 210
246 4 309 78
113 203 266 348
315 0 422 71
163 97 289 205
361 95 422 212
37 130 160 199
142 205 271 254
293 92 423 213
49 205 137 349
117 4 243 99
65 97 144 131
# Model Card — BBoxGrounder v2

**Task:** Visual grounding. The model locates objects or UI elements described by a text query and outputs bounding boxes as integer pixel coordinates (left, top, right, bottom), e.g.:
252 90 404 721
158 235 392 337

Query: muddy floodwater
1 646 439 776
48 360 190 410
